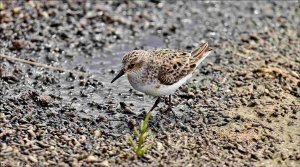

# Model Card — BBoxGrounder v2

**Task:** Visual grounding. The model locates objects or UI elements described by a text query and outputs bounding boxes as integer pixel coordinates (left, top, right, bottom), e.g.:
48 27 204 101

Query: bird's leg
168 94 172 111
150 96 161 112
148 97 162 131
167 95 177 120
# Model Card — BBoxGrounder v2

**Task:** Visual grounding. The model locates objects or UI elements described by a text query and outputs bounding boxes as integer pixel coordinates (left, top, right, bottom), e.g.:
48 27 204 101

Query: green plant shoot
128 111 153 157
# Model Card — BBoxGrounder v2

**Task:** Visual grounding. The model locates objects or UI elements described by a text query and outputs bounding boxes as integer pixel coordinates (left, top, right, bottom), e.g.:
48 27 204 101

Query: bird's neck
127 66 147 85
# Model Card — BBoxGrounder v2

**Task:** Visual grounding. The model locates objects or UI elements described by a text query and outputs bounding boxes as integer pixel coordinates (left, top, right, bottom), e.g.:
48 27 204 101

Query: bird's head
111 50 145 83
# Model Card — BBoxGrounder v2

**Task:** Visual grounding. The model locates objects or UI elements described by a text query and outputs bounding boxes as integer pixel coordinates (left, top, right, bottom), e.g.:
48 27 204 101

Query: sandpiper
111 42 212 113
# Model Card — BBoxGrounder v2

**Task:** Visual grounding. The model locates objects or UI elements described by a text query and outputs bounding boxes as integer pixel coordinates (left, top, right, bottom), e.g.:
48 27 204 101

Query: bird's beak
111 69 125 83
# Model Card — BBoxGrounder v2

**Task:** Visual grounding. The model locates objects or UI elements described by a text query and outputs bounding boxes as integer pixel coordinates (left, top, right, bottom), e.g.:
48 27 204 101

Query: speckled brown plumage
128 42 211 85
115 42 212 97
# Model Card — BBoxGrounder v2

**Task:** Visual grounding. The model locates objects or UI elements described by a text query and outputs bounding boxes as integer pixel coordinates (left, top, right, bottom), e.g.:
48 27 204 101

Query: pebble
28 155 38 163
79 135 87 143
94 130 101 137
156 142 164 152
27 129 36 139
12 39 28 50
99 160 110 167
85 155 98 162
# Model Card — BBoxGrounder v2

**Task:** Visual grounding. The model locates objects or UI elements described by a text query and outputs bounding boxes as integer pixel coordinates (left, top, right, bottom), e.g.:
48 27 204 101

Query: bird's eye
128 64 134 69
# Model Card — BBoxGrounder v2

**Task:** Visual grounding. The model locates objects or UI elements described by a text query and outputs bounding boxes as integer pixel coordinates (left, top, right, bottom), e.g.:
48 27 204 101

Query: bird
111 42 212 114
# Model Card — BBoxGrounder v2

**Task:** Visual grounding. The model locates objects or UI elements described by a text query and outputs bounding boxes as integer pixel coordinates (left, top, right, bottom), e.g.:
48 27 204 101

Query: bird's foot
168 107 177 121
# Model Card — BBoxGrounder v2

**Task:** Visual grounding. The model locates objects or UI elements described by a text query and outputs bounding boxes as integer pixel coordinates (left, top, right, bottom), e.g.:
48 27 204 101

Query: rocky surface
0 1 299 166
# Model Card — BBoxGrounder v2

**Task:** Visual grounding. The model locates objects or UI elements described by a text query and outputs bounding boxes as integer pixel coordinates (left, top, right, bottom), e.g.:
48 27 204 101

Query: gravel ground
0 1 299 166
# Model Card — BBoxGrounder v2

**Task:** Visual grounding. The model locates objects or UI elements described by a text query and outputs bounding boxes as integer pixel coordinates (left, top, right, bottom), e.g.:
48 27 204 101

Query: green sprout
0 1 4 10
128 111 153 158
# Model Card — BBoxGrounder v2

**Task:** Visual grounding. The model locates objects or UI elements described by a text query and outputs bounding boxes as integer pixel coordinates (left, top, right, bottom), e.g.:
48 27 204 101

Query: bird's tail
190 42 212 65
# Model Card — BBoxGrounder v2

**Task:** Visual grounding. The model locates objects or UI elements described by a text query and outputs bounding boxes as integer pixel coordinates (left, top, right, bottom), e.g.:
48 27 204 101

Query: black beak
111 69 125 83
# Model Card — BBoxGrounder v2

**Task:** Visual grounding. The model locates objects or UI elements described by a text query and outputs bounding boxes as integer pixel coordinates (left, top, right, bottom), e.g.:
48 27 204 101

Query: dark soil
0 1 299 167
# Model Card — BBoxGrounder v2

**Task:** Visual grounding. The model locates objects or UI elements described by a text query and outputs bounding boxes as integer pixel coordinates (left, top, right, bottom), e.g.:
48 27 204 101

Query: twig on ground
0 54 86 75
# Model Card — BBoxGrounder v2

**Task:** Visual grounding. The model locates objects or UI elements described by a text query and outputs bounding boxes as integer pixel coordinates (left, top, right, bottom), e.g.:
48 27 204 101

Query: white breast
128 73 193 97
154 73 193 96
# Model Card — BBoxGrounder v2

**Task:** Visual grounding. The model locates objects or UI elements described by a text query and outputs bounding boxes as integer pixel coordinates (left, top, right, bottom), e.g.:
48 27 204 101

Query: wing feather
155 42 212 85
153 49 191 85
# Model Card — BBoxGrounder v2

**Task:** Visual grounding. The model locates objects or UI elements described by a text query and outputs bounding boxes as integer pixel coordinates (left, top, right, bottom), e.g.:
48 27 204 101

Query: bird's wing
190 42 212 65
156 43 211 85
151 49 191 85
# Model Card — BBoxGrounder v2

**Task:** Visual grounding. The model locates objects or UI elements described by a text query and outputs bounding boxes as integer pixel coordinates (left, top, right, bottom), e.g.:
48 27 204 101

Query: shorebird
111 42 212 113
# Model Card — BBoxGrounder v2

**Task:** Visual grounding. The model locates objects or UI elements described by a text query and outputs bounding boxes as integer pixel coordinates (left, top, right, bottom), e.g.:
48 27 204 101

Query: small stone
12 39 28 50
79 135 86 143
80 19 87 27
79 79 87 86
99 160 110 167
124 107 134 114
72 138 80 147
156 142 164 152
40 11 49 18
281 152 288 160
28 155 38 163
62 135 71 141
38 95 53 106
290 71 299 79
3 75 19 84
28 129 36 139
133 91 144 97
94 130 101 137
12 7 22 15
187 91 195 97
28 1 36 7
85 155 98 162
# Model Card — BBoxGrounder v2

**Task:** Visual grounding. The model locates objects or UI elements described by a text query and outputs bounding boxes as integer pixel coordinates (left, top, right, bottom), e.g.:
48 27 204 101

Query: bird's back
147 42 212 86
